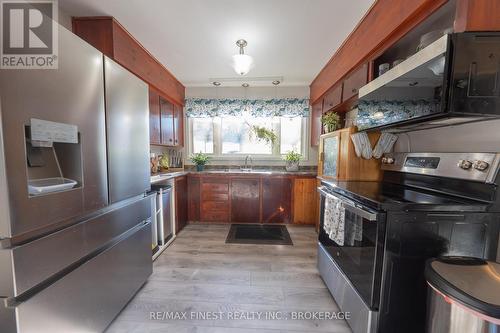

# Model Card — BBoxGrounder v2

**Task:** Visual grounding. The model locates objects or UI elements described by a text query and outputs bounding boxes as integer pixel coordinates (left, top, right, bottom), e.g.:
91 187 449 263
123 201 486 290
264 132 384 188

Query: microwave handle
318 187 378 221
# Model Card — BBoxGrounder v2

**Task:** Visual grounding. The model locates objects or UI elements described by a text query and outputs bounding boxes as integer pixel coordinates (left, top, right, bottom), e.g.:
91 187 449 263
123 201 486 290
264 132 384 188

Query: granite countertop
150 169 317 183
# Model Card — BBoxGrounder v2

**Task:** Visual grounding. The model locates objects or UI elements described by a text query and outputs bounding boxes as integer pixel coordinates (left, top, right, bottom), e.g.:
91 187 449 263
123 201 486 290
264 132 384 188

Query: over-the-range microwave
357 32 500 132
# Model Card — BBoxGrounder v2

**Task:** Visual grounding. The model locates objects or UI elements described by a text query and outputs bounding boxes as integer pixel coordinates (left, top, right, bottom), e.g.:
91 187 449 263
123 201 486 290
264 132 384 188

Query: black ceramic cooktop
321 180 489 212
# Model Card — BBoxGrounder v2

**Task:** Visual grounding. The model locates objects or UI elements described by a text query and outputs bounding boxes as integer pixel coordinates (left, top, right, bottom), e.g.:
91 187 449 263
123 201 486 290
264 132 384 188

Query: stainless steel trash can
425 257 500 333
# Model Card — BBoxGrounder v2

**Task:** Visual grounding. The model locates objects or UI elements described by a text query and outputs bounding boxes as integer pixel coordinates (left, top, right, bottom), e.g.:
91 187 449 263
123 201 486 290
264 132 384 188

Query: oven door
318 186 386 309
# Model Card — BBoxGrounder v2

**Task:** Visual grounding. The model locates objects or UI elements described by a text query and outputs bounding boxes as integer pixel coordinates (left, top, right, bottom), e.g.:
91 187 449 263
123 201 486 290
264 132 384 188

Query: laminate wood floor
106 224 352 333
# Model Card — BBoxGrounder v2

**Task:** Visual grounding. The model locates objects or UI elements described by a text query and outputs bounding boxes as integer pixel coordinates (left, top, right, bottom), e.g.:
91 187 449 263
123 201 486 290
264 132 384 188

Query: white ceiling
59 0 374 87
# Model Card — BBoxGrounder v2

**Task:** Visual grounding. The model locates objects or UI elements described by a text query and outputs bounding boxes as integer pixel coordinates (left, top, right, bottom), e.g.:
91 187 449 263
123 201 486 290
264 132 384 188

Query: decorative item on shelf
283 150 301 172
249 125 277 146
378 63 390 76
190 152 210 172
150 153 159 173
158 154 170 171
321 112 341 133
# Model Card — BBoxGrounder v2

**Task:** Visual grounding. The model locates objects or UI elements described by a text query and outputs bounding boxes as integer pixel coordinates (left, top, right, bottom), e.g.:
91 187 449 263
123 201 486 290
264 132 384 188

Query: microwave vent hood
359 34 448 100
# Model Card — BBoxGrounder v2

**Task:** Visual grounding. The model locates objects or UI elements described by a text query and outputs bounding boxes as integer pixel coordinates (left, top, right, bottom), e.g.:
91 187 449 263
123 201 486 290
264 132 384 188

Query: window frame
187 116 310 162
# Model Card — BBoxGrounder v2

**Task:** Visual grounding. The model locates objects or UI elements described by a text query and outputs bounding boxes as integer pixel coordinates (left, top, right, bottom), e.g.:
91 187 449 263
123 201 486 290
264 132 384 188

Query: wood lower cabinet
230 178 261 223
175 176 188 233
187 176 200 222
189 174 314 224
262 178 292 224
200 178 229 222
293 178 318 225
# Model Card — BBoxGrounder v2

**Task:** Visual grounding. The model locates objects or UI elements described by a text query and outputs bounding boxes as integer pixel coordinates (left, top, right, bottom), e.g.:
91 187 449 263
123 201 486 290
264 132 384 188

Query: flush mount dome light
232 39 254 76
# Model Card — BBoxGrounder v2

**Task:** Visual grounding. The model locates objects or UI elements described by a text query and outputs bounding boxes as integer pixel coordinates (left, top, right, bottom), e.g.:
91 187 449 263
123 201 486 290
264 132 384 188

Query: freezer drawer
2 220 152 333
0 196 150 297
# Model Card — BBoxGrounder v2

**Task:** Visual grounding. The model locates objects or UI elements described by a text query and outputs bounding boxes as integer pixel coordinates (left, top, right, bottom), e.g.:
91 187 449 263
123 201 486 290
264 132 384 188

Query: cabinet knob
351 88 357 93
169 139 173 142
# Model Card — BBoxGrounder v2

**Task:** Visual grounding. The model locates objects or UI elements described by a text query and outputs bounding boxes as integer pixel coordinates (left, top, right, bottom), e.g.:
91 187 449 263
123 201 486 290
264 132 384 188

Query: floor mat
225 224 293 245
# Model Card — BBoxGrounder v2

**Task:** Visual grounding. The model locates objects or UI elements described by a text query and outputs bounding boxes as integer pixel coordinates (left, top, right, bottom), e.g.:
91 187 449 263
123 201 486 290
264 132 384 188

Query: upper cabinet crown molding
309 0 448 104
72 16 185 106
310 0 500 105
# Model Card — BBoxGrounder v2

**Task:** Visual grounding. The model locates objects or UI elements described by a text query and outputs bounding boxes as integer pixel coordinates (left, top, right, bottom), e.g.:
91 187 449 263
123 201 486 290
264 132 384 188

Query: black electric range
317 152 500 333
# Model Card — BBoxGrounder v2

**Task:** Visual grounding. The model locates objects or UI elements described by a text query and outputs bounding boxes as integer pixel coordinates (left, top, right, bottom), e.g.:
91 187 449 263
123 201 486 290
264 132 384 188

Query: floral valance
185 98 310 118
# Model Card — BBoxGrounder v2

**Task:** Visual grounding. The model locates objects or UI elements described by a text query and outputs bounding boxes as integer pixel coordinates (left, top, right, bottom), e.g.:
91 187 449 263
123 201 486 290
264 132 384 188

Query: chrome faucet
242 155 253 171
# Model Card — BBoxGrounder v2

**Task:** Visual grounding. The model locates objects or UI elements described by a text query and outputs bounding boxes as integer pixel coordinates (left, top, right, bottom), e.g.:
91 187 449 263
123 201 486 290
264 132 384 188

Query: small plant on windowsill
283 150 302 172
190 152 210 172
321 112 341 133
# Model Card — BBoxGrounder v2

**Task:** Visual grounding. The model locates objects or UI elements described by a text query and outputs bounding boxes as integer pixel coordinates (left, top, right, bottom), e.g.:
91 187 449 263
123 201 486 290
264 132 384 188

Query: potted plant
249 125 277 146
321 112 341 133
190 152 210 172
283 150 302 172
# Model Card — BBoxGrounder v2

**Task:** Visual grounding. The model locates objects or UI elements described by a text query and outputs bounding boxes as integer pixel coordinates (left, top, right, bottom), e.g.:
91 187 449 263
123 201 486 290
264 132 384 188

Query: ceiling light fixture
272 80 280 85
242 83 249 88
212 81 221 86
232 39 254 76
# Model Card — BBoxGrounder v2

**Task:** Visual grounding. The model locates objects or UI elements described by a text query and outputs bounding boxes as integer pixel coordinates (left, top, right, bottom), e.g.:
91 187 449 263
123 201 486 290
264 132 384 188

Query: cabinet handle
351 88 357 93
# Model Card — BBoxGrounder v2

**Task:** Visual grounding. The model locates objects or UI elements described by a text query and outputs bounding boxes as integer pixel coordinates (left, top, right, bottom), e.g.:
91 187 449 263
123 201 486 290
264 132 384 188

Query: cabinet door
173 104 184 147
293 178 318 225
160 98 174 145
262 178 292 224
322 84 342 112
342 63 368 101
175 176 188 233
187 176 200 222
318 132 340 179
149 88 161 144
231 178 261 223
310 101 323 146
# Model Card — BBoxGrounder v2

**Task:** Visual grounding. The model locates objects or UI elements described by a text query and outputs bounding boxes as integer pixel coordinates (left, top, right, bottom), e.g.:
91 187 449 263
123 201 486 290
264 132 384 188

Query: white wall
393 119 500 153
185 86 309 99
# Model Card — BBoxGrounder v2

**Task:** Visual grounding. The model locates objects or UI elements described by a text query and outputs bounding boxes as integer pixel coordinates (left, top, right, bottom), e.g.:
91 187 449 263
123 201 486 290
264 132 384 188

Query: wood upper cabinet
160 97 174 145
262 177 292 224
148 88 161 145
342 64 368 101
322 84 342 113
310 101 323 147
175 176 188 233
72 16 185 105
293 178 318 225
173 104 184 147
230 178 261 223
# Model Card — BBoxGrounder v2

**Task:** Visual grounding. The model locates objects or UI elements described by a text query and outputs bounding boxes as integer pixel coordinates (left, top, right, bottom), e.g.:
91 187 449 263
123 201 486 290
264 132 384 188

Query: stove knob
382 157 395 165
458 160 473 170
473 160 489 171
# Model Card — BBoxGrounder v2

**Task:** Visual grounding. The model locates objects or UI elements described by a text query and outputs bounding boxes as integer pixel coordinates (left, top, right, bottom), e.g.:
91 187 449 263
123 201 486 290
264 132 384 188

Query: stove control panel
458 159 473 170
473 160 490 171
382 153 500 184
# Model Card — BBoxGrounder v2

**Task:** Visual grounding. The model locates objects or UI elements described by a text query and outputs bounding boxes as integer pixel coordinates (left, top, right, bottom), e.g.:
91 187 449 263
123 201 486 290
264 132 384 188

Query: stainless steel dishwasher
151 183 173 246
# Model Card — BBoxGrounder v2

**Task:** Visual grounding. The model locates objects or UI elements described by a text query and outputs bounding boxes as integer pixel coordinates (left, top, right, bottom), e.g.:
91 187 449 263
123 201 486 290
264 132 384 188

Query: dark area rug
225 224 293 245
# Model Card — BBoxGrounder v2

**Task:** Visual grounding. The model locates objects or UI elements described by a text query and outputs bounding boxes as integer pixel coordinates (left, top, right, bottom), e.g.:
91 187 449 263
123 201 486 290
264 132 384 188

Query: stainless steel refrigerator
0 22 152 333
